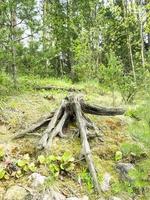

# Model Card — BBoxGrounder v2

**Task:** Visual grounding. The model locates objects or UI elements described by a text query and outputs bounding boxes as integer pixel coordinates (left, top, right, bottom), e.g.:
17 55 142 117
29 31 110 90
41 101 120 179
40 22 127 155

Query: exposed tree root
73 95 101 193
81 100 125 115
13 112 54 139
13 94 125 193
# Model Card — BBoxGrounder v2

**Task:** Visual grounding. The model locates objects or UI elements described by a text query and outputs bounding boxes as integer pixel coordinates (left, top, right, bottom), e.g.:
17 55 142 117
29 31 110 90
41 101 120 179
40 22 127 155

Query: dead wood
13 112 54 139
14 94 125 193
34 85 81 92
73 95 101 193
37 99 68 150
81 101 125 116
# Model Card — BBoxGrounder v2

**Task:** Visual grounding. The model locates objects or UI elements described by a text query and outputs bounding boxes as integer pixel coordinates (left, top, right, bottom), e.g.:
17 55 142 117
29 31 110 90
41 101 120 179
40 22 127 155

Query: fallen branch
34 85 81 92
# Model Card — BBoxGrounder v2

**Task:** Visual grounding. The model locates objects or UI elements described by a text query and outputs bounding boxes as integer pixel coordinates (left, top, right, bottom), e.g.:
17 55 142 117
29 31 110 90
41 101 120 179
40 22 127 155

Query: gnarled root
13 94 125 193
13 112 54 139
73 95 101 193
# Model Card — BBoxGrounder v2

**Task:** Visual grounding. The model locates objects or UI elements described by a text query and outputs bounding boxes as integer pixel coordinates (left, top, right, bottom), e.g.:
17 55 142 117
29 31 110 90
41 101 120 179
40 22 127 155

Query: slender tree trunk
11 7 17 88
145 0 150 49
123 0 137 84
148 34 150 48
43 0 49 75
66 0 72 73
139 0 145 68
128 35 137 84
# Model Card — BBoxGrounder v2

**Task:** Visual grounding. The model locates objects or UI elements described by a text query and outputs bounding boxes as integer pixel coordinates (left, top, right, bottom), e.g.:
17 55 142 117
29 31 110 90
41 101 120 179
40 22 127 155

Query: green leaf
0 167 5 179
48 164 60 176
4 174 9 180
65 163 75 171
37 155 46 164
23 165 29 172
115 151 122 161
46 155 57 163
0 148 5 159
17 159 26 167
28 163 37 172
61 152 74 163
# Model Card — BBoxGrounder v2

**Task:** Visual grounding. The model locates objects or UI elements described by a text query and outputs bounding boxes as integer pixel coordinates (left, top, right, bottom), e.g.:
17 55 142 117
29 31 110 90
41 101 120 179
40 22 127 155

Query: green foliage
0 147 5 160
37 155 45 164
38 152 75 179
79 168 93 193
121 143 144 158
129 160 150 189
111 180 133 195
98 52 123 88
0 166 5 179
60 152 75 172
128 99 150 148
119 96 150 195
17 154 37 173
115 151 123 161
0 152 73 181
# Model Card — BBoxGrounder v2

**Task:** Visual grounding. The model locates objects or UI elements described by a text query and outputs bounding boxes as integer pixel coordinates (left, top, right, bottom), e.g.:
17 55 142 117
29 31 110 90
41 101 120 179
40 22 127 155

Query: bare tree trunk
128 35 137 84
145 0 150 49
139 0 145 68
123 0 137 84
148 33 150 48
43 0 49 74
11 8 17 88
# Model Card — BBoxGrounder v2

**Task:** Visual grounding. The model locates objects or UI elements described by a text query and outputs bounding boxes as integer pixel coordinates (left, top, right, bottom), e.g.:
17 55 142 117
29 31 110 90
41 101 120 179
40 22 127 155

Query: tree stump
13 94 125 194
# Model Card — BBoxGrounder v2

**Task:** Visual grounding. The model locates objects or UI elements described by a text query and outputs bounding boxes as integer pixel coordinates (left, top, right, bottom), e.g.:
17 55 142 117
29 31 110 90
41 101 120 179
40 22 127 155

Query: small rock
101 172 111 192
35 188 66 200
116 163 134 181
29 173 46 188
4 185 31 200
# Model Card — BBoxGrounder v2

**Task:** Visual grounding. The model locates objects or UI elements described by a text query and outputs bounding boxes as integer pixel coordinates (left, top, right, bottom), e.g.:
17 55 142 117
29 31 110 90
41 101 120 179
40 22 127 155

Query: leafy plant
0 147 5 160
37 152 75 178
115 151 123 161
79 168 93 193
37 155 46 164
28 163 37 172
59 152 75 172
17 154 36 173
0 166 6 179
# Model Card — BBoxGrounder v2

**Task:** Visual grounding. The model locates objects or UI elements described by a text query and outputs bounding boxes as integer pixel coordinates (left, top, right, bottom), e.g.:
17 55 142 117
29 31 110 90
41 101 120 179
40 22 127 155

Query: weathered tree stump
13 94 125 194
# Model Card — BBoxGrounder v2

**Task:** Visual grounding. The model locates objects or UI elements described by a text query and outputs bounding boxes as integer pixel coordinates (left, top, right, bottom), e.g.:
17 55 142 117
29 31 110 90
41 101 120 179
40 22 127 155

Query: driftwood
14 94 125 193
34 85 81 92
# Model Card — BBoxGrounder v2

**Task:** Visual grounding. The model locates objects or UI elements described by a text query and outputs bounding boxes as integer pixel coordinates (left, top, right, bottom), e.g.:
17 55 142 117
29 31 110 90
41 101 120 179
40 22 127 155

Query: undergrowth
112 93 150 199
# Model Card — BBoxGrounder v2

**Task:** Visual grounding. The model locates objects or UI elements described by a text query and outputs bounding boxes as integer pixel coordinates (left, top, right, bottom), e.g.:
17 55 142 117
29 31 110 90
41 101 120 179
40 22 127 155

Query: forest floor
0 78 145 200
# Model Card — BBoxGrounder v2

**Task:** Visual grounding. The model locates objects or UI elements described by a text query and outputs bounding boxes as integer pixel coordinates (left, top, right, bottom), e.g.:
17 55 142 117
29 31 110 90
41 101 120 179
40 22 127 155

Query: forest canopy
0 0 150 95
